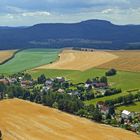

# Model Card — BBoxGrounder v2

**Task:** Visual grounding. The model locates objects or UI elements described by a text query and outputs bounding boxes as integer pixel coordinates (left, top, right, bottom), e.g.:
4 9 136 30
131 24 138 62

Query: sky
0 0 140 26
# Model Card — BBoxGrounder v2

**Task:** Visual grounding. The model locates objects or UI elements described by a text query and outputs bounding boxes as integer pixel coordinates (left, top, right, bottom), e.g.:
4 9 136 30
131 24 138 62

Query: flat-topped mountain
0 19 140 50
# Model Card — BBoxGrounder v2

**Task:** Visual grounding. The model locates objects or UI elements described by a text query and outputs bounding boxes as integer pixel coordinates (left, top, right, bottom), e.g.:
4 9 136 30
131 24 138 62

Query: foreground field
0 50 16 64
98 50 140 72
0 99 140 140
0 49 60 74
36 50 118 71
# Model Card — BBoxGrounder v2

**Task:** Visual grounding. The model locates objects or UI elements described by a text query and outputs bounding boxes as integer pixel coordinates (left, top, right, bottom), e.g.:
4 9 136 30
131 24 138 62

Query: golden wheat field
0 50 16 63
0 99 140 140
37 50 118 71
36 50 140 72
97 50 140 72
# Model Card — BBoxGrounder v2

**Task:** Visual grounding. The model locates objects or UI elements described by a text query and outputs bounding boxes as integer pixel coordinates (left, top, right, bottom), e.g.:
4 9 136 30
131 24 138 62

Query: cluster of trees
104 88 122 96
105 92 140 106
0 83 31 100
105 69 117 76
42 92 84 114
92 76 108 84
37 74 46 84
76 105 102 122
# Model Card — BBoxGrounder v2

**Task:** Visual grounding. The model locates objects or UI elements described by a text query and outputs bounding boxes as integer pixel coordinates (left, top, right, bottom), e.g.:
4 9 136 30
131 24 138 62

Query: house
96 101 110 115
121 110 134 119
45 79 53 86
0 78 9 85
85 84 92 89
55 77 65 82
8 78 17 84
93 82 108 88
57 88 65 93
67 92 73 96
21 80 33 88
42 86 51 92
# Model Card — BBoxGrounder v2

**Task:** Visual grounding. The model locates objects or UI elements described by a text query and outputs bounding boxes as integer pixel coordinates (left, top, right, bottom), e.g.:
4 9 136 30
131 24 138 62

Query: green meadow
0 49 60 74
30 68 140 91
117 102 140 112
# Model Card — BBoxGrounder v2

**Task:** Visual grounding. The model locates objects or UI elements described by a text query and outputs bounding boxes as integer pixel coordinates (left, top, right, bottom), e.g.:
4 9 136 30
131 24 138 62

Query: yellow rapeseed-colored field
0 99 140 140
98 50 140 72
0 50 16 63
37 50 118 71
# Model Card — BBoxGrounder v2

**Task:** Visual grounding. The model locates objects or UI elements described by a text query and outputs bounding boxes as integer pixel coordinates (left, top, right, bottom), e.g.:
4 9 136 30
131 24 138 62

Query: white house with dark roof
121 110 134 119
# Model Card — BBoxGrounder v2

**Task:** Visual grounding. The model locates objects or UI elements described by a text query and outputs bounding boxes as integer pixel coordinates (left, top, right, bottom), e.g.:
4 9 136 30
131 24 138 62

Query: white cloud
21 11 51 17
101 9 113 14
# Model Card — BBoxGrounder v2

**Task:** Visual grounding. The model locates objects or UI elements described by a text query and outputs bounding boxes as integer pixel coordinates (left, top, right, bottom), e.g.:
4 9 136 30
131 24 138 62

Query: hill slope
0 19 140 50
0 99 140 140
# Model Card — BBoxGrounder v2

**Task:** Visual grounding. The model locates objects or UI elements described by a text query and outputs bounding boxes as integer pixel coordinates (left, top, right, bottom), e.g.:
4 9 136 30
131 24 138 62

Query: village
0 72 140 134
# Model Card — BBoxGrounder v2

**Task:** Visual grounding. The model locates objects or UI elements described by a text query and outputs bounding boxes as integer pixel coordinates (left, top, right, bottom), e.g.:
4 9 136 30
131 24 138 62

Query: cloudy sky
0 0 140 26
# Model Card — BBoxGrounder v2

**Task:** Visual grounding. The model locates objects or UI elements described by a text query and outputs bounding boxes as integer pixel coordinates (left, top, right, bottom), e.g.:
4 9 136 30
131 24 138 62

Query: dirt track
0 99 140 140
37 50 118 71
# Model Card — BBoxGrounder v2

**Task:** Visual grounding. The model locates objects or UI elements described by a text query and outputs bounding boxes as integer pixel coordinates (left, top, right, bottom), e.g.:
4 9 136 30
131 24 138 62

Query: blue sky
0 0 140 26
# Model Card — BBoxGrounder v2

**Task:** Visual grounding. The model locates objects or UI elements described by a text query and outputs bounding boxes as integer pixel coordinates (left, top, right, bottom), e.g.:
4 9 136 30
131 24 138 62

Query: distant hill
0 19 140 50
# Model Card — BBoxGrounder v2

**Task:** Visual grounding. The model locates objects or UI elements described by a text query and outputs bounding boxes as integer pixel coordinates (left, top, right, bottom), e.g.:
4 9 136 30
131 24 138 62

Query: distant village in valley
0 68 140 134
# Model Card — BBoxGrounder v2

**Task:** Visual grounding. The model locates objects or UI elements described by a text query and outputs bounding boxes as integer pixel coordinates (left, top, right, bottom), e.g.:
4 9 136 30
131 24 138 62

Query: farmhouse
21 80 33 88
57 88 65 93
121 110 134 119
0 78 9 85
55 77 65 82
93 82 108 88
45 79 53 86
97 101 110 115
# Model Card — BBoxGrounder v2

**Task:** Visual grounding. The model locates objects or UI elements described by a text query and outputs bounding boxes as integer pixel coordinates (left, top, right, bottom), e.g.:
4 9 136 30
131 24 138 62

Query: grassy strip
117 101 140 112
85 91 139 105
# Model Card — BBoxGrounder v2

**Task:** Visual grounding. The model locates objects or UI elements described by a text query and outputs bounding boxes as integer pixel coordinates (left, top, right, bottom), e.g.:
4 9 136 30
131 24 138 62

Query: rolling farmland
0 99 140 140
98 50 140 72
36 50 118 71
0 50 16 64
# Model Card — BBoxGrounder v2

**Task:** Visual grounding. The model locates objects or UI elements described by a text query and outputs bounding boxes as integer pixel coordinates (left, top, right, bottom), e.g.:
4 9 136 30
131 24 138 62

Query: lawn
117 102 140 112
0 49 60 74
30 69 80 80
85 91 139 105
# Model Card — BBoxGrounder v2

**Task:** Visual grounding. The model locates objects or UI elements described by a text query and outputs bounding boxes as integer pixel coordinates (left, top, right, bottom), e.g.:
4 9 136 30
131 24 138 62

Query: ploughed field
0 50 16 64
0 99 140 140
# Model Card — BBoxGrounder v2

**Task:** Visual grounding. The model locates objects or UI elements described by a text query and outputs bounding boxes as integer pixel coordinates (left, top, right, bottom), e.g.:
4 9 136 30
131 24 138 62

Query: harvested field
37 50 118 71
0 99 140 140
0 50 16 63
98 50 140 72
